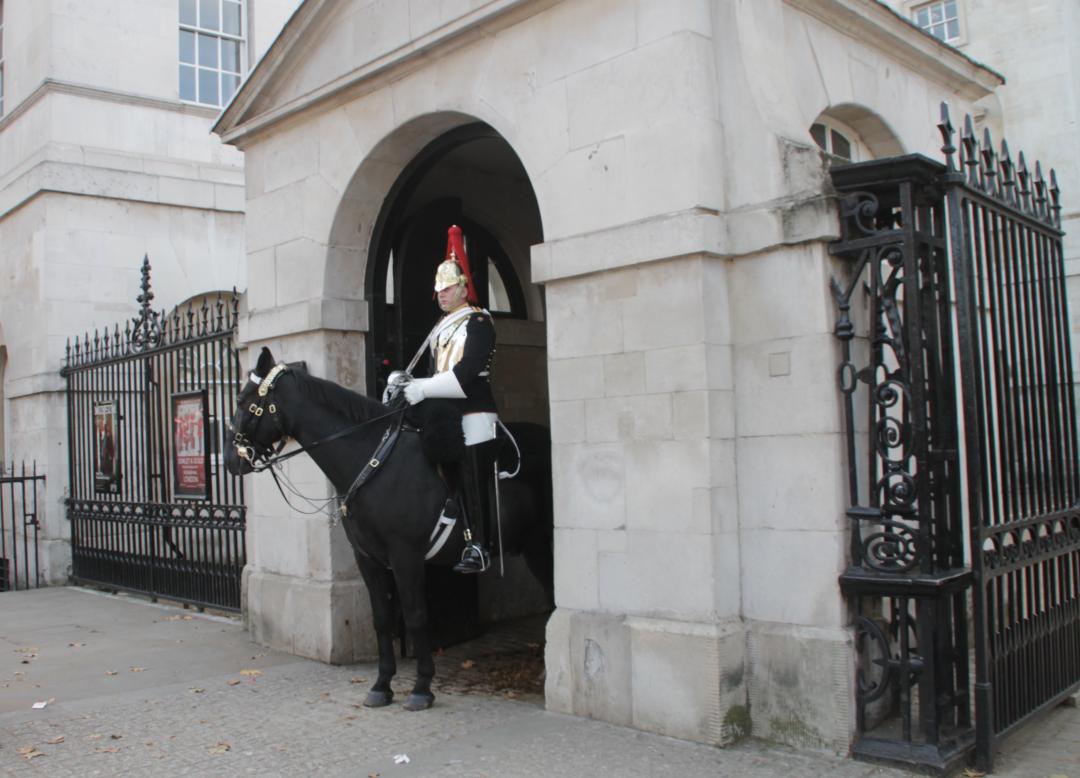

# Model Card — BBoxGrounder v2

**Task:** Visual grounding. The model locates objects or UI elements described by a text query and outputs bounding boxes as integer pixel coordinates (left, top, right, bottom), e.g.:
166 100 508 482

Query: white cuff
421 370 466 399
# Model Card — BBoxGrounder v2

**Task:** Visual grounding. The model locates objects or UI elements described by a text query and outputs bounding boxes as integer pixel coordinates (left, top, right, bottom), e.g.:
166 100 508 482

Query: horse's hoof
402 692 434 711
363 689 394 707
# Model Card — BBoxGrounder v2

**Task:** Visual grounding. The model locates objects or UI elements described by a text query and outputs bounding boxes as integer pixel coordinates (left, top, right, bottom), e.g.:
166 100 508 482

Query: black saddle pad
404 399 465 464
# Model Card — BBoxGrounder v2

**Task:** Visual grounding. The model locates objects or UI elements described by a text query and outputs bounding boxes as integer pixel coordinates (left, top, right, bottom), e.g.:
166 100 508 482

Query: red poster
172 391 209 500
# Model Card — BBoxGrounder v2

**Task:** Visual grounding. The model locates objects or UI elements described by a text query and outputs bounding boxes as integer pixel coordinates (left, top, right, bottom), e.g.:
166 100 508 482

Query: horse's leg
355 553 398 707
388 550 435 711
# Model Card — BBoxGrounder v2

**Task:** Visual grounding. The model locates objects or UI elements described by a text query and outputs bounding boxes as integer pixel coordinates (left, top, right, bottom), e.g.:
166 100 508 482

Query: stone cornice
785 0 1004 99
0 78 220 135
0 156 244 221
213 0 551 146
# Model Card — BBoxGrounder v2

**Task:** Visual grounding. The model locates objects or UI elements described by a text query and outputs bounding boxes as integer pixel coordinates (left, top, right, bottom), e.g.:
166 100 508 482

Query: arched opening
361 121 551 655
810 104 904 164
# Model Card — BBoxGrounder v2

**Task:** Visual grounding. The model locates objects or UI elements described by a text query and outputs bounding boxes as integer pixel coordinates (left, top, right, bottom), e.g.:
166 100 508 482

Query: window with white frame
912 0 960 43
179 0 244 108
809 115 874 164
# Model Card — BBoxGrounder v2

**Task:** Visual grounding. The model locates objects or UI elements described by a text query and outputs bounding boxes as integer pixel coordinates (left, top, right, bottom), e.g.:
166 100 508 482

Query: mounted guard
386 224 500 574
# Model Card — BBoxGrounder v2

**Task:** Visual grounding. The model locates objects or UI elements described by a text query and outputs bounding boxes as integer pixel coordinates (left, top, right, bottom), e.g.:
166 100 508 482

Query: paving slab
0 587 1077 777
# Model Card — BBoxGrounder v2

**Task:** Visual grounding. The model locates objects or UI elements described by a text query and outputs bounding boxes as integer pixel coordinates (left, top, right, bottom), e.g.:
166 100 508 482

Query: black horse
225 347 552 711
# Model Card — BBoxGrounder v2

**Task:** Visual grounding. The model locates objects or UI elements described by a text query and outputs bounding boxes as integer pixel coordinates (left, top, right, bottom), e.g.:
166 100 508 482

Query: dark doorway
365 122 550 651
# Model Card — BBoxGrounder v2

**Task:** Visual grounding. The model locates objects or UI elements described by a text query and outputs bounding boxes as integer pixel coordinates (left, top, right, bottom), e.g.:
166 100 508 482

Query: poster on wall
93 399 121 494
172 390 210 500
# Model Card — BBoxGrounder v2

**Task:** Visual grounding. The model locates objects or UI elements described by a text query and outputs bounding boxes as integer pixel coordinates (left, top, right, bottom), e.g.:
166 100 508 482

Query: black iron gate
61 258 246 611
0 462 45 591
830 104 1080 773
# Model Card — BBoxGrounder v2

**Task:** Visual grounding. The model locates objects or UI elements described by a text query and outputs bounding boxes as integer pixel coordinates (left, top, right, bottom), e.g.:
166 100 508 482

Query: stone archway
328 114 551 644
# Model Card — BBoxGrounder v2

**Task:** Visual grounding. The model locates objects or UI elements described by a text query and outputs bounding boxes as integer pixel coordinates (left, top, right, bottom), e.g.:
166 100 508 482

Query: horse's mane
291 370 383 423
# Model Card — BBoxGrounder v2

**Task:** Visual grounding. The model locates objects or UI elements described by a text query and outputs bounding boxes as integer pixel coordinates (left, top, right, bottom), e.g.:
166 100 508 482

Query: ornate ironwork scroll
830 153 972 773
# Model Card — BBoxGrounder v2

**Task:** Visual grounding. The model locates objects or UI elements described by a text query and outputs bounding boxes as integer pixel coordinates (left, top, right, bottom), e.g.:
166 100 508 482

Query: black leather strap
340 413 405 516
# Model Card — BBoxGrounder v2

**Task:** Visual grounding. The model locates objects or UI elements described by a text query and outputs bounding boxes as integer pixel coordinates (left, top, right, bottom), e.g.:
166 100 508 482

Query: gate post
829 155 974 773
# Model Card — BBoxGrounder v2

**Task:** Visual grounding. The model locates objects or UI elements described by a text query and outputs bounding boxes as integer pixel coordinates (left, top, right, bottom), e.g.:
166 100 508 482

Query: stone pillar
539 222 747 746
238 311 375 664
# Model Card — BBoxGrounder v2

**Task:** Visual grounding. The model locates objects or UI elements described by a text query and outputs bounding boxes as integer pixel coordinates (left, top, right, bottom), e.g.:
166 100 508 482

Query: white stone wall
0 0 300 578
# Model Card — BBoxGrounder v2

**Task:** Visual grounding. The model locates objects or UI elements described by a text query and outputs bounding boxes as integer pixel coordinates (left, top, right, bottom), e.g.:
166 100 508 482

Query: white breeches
462 412 498 445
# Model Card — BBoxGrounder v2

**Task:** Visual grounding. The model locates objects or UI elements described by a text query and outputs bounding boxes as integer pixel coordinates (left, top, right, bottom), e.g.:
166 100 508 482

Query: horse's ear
255 347 275 377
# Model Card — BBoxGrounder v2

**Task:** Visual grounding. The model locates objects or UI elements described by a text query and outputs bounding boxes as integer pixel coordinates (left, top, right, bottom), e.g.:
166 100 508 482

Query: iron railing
830 152 972 774
61 257 246 611
830 103 1080 773
0 461 45 592
940 106 1080 772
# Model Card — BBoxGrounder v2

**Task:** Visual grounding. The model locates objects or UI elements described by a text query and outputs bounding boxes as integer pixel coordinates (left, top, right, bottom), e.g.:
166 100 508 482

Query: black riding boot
453 439 499 574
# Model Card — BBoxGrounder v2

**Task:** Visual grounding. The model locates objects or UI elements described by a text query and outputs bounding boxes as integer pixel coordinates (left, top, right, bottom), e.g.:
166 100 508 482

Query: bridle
231 362 407 472
231 364 291 471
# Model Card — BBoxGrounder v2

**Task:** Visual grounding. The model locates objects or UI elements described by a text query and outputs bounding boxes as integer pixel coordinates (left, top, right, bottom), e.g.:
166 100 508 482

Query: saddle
403 399 465 464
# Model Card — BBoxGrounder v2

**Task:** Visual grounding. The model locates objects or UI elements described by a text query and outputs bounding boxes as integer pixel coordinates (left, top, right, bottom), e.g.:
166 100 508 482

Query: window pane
810 123 827 150
179 29 195 64
915 7 928 26
179 64 196 100
199 0 219 31
831 130 852 161
179 0 196 26
221 72 239 104
223 1 241 36
198 67 219 105
945 0 957 17
198 33 218 67
930 2 943 23
221 38 240 73
487 259 511 312
946 19 959 39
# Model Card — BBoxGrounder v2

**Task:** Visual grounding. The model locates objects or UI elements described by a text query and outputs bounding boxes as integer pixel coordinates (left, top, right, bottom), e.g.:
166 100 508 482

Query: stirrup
453 543 489 574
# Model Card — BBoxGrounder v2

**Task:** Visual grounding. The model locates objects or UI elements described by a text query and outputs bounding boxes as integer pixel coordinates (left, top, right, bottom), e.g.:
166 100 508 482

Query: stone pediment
213 0 535 145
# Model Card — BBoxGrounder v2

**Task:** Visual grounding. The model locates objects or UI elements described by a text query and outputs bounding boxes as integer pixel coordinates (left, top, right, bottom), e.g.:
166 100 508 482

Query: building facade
211 0 1023 755
0 0 299 578
2 0 1076 764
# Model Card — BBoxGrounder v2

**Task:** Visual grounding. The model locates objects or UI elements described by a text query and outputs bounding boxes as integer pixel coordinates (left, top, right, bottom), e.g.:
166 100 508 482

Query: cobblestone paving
1 588 1078 777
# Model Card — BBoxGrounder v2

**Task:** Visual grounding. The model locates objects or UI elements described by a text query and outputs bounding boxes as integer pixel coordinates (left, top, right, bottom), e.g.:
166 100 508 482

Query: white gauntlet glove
404 371 466 405
403 380 426 405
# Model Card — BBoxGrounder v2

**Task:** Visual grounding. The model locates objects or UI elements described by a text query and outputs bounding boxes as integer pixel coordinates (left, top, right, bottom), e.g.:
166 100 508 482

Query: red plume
445 224 478 304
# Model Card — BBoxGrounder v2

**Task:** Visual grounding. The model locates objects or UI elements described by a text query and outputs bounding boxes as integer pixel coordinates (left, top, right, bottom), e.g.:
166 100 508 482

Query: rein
246 405 406 473
232 364 408 523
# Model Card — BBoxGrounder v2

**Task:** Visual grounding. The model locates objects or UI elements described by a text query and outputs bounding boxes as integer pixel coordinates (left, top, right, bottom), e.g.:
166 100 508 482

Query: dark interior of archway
366 124 551 670
367 125 542 399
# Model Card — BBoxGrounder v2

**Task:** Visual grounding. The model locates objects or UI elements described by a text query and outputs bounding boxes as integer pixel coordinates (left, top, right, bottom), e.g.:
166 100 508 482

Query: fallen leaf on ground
349 676 367 684
227 679 241 686
208 742 231 754
110 734 122 740
17 745 44 760
95 746 120 754
105 670 118 676
87 734 103 741
239 669 261 677
189 687 205 693
461 659 476 670
129 666 145 673
69 642 85 648
505 690 519 699
963 770 986 778
164 614 193 621
46 736 65 744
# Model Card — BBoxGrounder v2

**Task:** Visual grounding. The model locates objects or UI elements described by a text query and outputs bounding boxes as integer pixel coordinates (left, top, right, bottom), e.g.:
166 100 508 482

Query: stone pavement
1 587 1077 777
